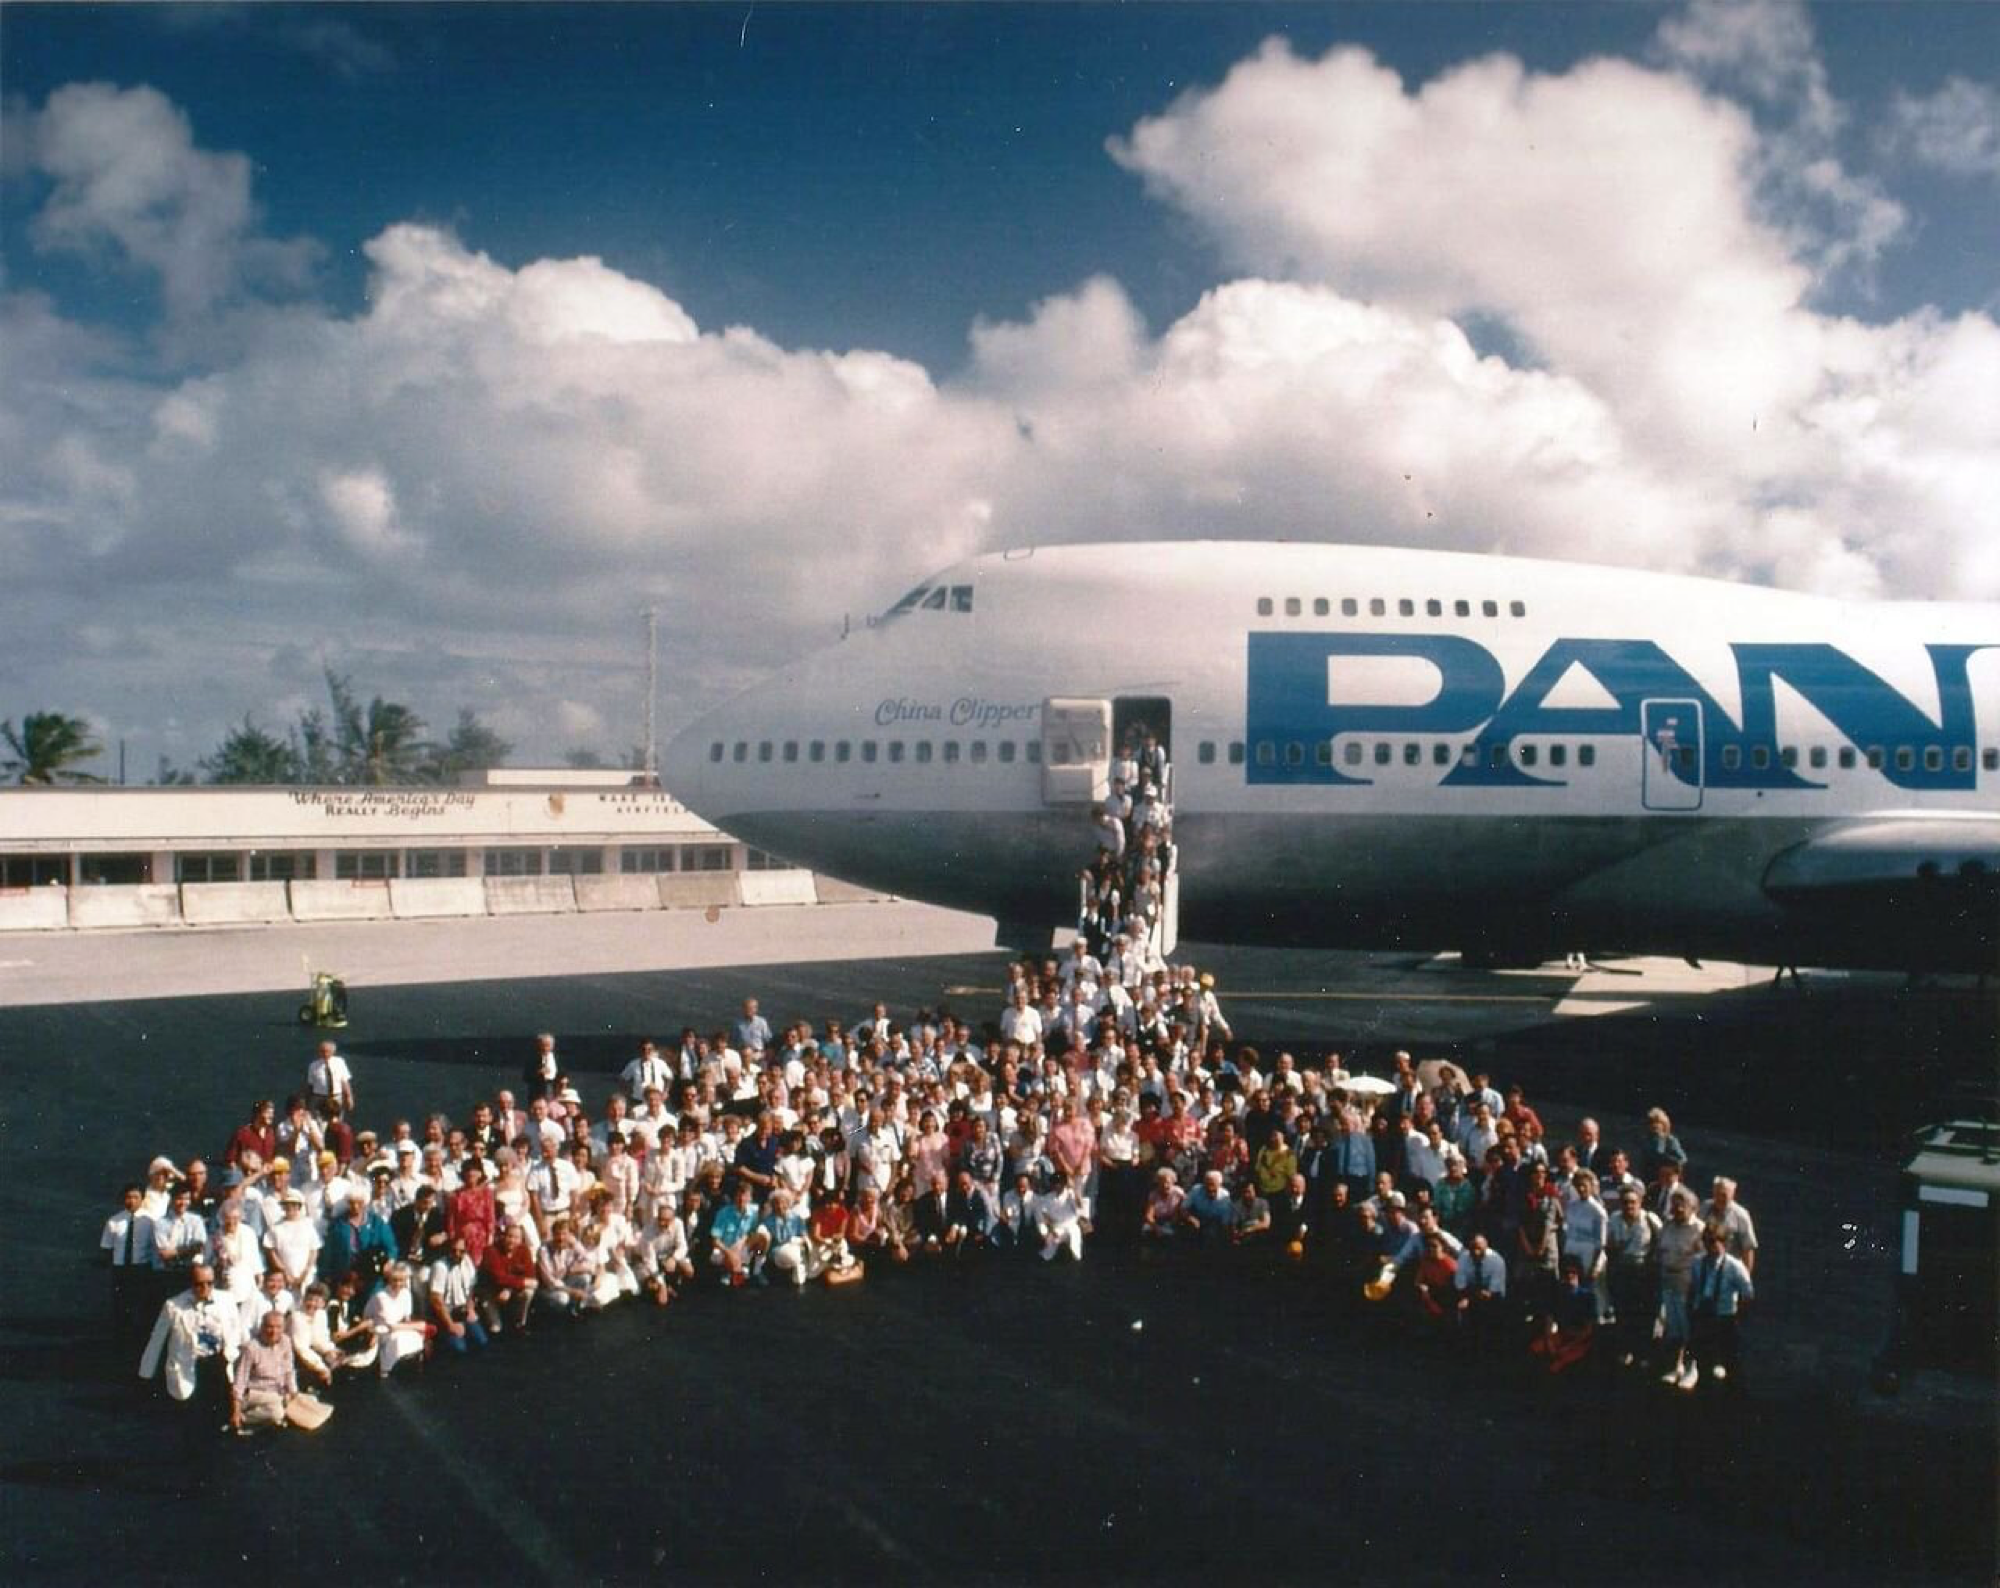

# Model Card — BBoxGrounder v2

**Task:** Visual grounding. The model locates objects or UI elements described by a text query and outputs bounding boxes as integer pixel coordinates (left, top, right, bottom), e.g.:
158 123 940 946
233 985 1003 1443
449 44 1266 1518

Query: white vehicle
663 542 1999 973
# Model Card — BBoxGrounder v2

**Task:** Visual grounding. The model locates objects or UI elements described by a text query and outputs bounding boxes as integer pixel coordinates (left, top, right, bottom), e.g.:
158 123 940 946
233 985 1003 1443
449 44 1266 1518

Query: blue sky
2 3 1997 772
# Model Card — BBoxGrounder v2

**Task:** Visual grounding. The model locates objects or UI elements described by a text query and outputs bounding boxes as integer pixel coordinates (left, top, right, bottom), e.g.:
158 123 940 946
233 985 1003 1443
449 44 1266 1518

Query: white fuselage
663 543 2000 971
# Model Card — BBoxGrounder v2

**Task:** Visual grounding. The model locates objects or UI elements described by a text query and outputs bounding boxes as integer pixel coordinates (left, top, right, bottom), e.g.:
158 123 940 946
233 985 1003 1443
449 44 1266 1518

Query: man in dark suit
945 1170 996 1256
1271 1172 1313 1255
914 1172 954 1257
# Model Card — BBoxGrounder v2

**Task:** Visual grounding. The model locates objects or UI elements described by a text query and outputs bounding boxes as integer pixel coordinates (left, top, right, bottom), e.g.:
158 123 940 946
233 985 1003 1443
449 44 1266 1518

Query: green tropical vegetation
2 712 107 785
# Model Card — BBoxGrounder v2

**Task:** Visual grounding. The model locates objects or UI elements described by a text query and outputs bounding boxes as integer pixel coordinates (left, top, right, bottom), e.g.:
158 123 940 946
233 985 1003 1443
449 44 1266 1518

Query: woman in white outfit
365 1262 430 1376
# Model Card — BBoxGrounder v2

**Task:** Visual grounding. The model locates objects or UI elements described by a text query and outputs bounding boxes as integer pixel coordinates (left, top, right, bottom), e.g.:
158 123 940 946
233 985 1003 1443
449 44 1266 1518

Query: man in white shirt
101 1182 153 1356
998 987 1043 1046
427 1235 489 1355
306 1041 355 1114
528 1141 580 1236
621 1041 673 1103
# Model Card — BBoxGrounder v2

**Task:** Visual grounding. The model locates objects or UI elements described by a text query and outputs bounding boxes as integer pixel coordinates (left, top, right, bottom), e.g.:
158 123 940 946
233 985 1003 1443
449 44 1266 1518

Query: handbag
284 1393 334 1431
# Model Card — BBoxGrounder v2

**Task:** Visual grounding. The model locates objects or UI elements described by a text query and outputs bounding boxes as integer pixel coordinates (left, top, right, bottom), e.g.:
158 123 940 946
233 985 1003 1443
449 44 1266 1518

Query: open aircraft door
1041 698 1111 805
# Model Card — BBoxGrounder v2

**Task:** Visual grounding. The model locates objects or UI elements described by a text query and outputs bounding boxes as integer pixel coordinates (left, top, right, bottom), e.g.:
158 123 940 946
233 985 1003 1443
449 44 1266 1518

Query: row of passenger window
711 738 1043 766
1195 740 2000 773
709 736 2000 774
1257 594 1529 620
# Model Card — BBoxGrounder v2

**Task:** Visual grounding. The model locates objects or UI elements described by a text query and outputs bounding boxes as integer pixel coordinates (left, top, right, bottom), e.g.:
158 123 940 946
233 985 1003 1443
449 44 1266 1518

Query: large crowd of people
106 728 1760 1436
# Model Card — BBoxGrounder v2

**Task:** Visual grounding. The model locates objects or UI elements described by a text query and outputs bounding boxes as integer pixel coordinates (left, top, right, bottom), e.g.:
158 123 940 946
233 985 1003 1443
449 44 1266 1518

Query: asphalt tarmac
2 943 1994 1585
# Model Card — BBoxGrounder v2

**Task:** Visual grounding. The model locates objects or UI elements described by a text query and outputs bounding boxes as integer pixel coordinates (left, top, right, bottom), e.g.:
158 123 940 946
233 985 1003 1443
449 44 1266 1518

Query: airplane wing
1762 816 2000 971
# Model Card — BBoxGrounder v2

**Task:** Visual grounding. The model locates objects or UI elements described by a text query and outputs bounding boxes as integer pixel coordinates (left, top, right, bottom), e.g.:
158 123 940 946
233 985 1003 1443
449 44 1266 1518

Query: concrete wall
485 876 578 915
180 881 292 925
737 869 819 907
289 880 395 922
812 876 893 904
0 888 72 931
574 875 665 912
68 884 183 930
388 878 488 919
656 873 741 909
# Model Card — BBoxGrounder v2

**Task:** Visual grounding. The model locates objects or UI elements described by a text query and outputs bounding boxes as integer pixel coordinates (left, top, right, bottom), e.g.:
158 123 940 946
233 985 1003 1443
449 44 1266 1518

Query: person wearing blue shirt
758 1189 810 1286
1333 1115 1376 1199
1179 1170 1237 1248
733 998 773 1056
708 1183 766 1287
1686 1227 1755 1390
317 1191 398 1298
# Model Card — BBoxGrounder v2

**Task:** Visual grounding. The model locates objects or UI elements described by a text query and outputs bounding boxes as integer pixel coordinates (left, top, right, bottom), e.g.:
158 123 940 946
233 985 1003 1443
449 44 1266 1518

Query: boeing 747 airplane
662 543 2000 973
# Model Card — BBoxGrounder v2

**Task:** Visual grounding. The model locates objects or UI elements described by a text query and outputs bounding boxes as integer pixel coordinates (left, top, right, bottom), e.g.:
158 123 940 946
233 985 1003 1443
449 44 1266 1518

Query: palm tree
1 712 107 785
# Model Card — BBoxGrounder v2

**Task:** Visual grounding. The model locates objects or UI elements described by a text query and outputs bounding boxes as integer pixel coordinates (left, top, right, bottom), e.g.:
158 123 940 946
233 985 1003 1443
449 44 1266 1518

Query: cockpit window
879 580 974 621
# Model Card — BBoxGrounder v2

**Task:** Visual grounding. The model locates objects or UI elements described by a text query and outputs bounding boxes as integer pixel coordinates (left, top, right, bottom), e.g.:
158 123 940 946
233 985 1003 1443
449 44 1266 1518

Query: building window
1198 742 1216 765
622 848 675 874
483 848 541 878
746 849 790 871
337 851 401 880
175 853 242 884
1257 598 1273 616
80 853 150 886
0 854 68 887
548 848 604 875
683 845 733 872
248 852 315 882
406 849 467 879
1228 742 1245 766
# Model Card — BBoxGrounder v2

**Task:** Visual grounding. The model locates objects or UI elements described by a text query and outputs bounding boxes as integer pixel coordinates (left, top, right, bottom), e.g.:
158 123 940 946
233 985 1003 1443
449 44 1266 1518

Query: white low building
0 772 853 931
0 771 766 887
